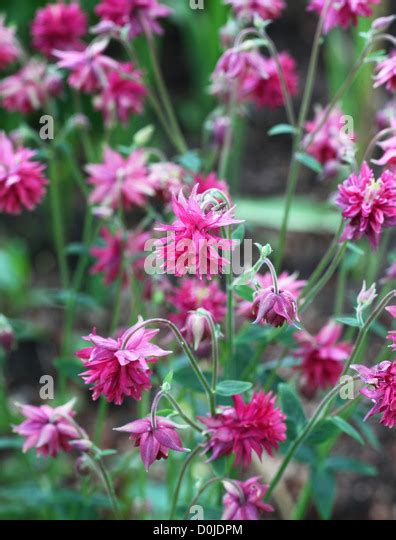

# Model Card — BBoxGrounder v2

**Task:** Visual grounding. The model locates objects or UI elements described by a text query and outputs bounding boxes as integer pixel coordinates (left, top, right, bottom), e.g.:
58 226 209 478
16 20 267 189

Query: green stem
183 476 225 519
49 156 69 289
225 227 235 378
290 482 311 520
162 392 203 433
169 445 201 520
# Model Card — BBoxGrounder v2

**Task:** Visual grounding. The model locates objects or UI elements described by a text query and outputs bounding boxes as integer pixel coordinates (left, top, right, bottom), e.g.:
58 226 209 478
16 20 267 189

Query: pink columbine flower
251 52 298 109
225 0 285 22
0 16 20 69
207 115 231 148
76 322 170 405
374 51 396 94
238 271 306 320
304 105 356 175
31 2 87 58
115 416 189 470
199 391 287 467
0 132 48 214
352 361 396 428
307 0 380 33
194 172 230 198
0 59 62 114
222 477 274 520
53 39 118 93
336 162 396 249
155 186 242 280
252 287 299 327
147 161 186 203
376 101 396 130
94 62 146 125
13 400 82 458
372 133 396 172
86 147 153 210
95 0 172 38
294 321 353 396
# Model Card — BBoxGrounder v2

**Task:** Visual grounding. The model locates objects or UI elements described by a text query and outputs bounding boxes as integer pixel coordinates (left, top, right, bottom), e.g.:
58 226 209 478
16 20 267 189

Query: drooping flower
76 322 170 405
0 132 47 214
252 287 299 328
238 271 306 320
90 227 150 286
352 361 396 428
155 186 242 280
222 477 274 520
86 147 153 210
114 416 189 470
199 391 287 466
0 16 20 69
225 0 285 22
94 62 146 125
194 172 230 198
372 133 396 172
374 51 396 94
303 105 355 176
336 163 396 248
294 321 353 396
0 59 63 114
95 0 172 38
307 0 380 33
53 39 118 93
147 161 186 203
31 2 87 58
13 400 82 458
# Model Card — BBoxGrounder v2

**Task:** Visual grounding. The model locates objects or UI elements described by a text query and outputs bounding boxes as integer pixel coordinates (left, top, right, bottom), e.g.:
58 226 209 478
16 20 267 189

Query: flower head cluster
225 0 285 22
0 132 48 214
336 162 396 248
199 391 287 466
13 400 82 458
76 322 170 405
0 16 20 69
31 2 87 58
294 321 352 396
374 51 396 94
307 0 380 33
155 186 241 279
222 477 274 520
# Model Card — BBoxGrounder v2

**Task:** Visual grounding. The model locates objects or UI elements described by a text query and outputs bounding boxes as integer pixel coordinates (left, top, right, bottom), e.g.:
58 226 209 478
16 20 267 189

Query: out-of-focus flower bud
133 125 154 147
75 455 92 477
357 281 377 307
70 438 93 452
372 15 396 31
184 311 208 350
0 315 14 353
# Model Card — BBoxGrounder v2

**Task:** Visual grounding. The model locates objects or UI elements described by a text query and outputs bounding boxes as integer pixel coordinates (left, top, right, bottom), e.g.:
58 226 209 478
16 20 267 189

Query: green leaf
216 380 252 396
268 123 297 136
326 456 377 476
311 466 336 520
330 416 364 445
295 152 323 174
306 419 340 445
232 224 245 243
163 370 174 387
278 383 307 436
336 316 361 328
234 285 254 302
0 437 23 450
346 242 365 256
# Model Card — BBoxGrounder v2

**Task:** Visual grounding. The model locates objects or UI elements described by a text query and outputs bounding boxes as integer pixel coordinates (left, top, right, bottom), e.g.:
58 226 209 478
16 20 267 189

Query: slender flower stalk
169 445 201 520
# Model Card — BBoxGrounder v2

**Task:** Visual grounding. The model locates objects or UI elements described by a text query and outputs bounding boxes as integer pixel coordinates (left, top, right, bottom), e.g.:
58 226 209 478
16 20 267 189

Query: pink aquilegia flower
207 115 231 148
251 52 298 109
374 51 396 94
90 227 150 286
194 172 230 198
376 101 396 130
147 161 186 203
95 0 172 38
336 162 396 249
222 477 274 520
31 2 87 58
307 0 380 33
0 132 48 214
155 186 242 279
252 287 299 328
114 416 189 470
294 321 353 396
225 0 285 22
372 133 396 173
86 147 153 210
352 361 396 428
94 62 146 125
238 271 306 320
303 105 356 176
199 391 287 466
53 39 118 93
13 400 82 458
76 322 170 405
0 16 20 69
0 59 62 114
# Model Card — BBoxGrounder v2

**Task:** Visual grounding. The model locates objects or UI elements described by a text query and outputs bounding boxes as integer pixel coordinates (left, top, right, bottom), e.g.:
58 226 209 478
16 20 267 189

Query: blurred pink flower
94 62 146 125
222 477 274 520
155 186 242 279
352 361 396 428
86 147 153 209
0 132 47 214
253 287 299 327
0 59 62 113
76 322 170 405
226 0 285 22
307 0 380 33
95 0 172 38
386 305 396 318
0 314 14 353
207 115 231 148
114 416 189 470
194 172 230 198
199 391 287 466
376 101 396 129
382 262 396 283
54 39 117 93
31 1 87 58
294 321 352 396
13 400 82 458
372 133 396 172
336 163 396 248
0 16 20 69
148 161 186 203
374 51 396 93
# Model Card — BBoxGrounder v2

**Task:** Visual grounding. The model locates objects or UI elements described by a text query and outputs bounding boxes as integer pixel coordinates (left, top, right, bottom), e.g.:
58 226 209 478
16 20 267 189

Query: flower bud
372 15 396 31
252 287 298 327
357 281 377 307
70 438 93 452
184 311 208 350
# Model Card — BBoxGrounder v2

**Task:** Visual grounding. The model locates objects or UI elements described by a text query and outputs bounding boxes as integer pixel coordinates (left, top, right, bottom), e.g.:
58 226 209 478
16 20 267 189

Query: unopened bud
0 315 14 353
184 311 207 350
372 16 396 31
357 281 377 307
